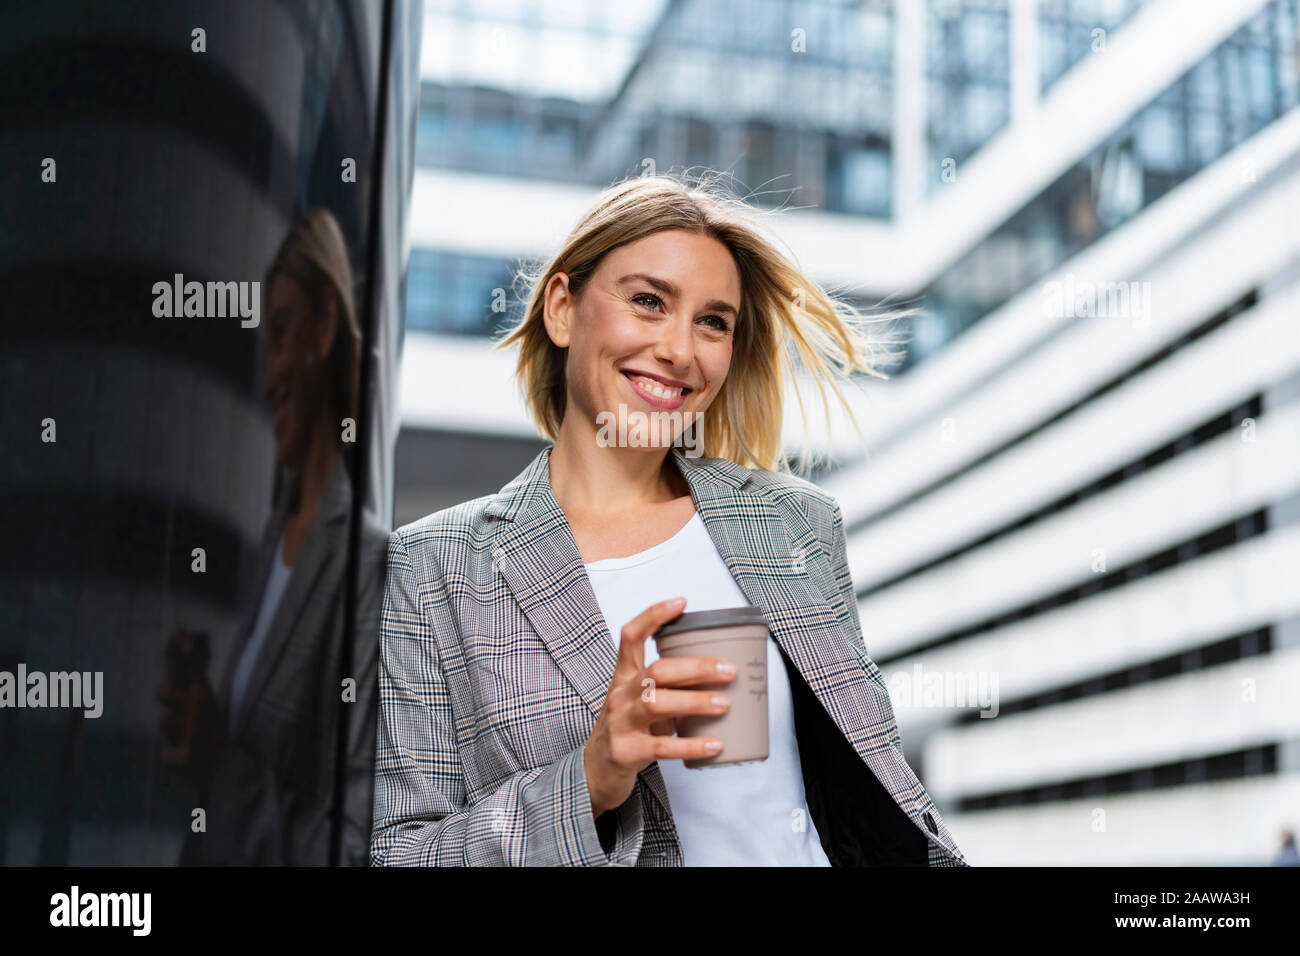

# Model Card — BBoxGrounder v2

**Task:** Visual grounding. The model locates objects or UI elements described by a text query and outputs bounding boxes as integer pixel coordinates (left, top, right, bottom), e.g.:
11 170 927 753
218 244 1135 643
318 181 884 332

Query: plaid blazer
370 443 968 867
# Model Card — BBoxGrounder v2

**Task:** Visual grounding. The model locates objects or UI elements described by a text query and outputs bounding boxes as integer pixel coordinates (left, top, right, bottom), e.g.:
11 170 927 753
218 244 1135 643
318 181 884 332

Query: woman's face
262 273 335 471
546 228 742 451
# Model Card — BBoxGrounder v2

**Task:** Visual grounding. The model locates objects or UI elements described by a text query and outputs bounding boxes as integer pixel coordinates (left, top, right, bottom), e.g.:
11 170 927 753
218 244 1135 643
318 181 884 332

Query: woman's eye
633 293 729 332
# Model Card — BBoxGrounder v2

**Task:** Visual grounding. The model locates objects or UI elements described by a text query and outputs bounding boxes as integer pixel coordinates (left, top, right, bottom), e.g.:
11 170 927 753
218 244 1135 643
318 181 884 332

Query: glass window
927 0 1011 191
414 0 895 215
404 251 523 337
910 0 1300 369
1134 106 1182 172
840 147 891 217
1039 0 1147 91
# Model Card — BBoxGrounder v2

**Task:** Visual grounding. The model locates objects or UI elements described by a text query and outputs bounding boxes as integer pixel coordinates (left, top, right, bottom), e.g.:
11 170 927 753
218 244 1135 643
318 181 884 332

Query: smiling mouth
621 370 692 401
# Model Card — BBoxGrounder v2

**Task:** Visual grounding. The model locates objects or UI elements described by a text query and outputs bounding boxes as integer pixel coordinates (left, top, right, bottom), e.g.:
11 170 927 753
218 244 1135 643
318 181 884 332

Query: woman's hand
582 597 737 819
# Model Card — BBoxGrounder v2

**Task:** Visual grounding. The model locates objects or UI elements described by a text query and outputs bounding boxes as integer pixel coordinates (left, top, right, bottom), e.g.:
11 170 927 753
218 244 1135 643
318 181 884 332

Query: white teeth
630 374 682 399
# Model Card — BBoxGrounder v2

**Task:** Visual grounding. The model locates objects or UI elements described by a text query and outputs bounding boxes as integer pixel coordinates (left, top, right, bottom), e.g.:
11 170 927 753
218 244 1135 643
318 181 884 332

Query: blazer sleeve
823 497 903 751
369 529 646 866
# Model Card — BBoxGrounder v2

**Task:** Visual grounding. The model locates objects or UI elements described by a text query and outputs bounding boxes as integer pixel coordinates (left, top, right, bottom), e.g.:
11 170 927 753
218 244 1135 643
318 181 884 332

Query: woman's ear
541 272 573 348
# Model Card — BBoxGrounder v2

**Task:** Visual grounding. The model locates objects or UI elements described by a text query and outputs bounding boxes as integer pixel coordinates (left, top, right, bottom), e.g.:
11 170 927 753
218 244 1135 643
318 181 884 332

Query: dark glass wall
0 0 421 864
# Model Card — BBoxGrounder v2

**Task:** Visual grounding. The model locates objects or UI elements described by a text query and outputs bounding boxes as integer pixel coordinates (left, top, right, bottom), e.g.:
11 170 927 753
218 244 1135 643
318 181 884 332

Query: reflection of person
371 173 968 866
1273 829 1300 866
157 209 387 865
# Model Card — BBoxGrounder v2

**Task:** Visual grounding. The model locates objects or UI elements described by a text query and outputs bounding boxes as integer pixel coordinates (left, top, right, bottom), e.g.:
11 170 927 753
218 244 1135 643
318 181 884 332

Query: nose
652 310 694 371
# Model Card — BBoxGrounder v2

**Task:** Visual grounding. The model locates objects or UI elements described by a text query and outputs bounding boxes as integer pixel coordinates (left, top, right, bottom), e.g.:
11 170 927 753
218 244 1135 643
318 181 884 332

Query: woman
370 173 968 867
159 208 387 865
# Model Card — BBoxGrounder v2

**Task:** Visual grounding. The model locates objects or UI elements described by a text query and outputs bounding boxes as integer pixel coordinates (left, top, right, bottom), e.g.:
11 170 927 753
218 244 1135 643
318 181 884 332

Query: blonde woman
370 173 968 867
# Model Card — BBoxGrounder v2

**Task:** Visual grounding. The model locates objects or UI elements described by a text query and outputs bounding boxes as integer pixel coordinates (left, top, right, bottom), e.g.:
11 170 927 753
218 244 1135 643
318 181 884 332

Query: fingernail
717 661 737 675
704 740 722 752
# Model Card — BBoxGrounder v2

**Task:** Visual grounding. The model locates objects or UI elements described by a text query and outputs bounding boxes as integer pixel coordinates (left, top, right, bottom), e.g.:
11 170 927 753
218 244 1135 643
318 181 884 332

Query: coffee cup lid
654 606 768 639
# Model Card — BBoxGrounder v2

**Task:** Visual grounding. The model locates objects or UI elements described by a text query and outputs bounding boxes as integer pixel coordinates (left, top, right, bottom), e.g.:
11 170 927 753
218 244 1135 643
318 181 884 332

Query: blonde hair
492 170 904 474
265 207 361 430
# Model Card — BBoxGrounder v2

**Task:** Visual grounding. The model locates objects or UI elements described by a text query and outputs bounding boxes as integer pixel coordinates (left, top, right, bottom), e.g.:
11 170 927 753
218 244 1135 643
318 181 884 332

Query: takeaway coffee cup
653 606 769 768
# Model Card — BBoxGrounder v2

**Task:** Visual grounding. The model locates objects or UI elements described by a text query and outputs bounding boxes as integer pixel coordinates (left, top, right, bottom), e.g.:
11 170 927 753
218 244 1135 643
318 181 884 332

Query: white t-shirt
583 511 832 866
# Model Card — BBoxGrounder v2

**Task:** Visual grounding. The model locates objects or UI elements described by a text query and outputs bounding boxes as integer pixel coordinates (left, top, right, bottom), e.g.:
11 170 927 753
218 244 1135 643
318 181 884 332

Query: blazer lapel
491 445 709 821
484 448 650 797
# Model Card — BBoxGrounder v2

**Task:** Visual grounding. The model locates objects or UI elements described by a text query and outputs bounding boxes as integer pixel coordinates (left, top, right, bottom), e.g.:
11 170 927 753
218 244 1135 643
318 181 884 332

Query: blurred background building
398 0 1300 865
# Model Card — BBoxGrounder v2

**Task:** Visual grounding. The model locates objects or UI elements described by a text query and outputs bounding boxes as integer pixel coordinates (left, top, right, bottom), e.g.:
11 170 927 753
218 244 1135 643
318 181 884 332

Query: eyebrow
617 273 738 318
